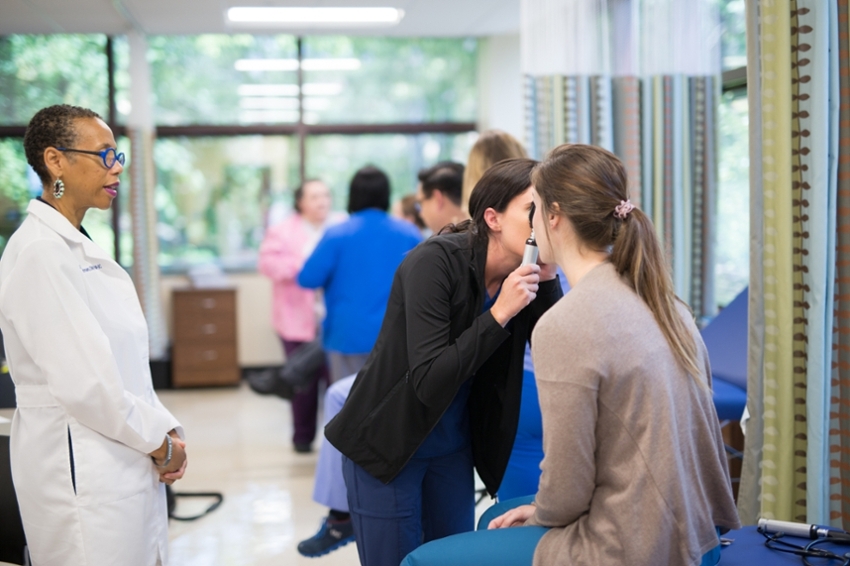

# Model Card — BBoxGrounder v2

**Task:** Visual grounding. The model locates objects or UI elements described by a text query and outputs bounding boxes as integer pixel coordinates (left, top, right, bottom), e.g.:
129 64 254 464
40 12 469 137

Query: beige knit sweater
526 262 741 566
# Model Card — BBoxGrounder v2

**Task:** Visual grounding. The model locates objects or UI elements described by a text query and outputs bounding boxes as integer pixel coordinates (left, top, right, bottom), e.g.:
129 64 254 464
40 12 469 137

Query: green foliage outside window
0 35 109 124
307 133 476 208
147 35 298 125
154 136 299 270
0 139 31 255
303 37 477 124
715 87 749 307
719 0 746 71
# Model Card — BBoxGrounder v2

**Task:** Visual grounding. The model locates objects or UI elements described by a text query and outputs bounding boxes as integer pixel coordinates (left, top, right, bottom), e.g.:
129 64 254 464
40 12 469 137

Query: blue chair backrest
700 287 748 391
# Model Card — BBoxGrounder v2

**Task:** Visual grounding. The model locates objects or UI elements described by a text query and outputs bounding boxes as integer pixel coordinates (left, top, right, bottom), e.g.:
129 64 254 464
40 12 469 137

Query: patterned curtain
740 0 843 526
831 0 850 529
520 0 719 321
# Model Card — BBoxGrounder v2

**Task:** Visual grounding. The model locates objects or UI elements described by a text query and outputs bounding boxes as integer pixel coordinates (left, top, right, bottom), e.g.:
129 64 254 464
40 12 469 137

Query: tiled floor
157 382 360 566
2 382 493 566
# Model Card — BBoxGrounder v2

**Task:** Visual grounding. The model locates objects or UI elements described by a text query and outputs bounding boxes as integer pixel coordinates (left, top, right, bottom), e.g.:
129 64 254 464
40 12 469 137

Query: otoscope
758 518 850 542
521 202 539 267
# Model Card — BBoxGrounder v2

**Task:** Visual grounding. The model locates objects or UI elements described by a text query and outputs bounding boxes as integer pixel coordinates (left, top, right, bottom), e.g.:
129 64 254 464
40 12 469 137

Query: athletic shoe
297 516 355 557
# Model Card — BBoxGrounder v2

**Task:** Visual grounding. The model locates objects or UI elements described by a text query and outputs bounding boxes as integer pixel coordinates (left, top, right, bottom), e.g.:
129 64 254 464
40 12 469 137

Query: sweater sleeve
403 247 510 408
258 224 303 283
526 312 599 528
526 378 598 527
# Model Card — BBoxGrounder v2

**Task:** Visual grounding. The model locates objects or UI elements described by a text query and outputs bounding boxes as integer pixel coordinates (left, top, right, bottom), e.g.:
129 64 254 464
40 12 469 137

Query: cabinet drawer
172 290 236 317
172 368 240 388
174 314 236 343
173 343 238 370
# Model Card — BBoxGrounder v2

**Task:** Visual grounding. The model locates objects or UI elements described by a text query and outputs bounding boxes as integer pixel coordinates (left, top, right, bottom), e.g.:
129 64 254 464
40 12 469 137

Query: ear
433 189 445 209
547 201 562 230
483 207 501 232
43 147 65 182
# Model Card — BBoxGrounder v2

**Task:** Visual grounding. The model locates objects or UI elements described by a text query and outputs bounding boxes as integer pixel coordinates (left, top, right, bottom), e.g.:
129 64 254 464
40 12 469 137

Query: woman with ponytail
402 144 739 566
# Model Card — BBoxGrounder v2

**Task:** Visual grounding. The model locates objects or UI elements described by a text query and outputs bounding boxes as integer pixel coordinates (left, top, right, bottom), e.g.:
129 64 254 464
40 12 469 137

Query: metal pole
106 36 120 263
297 36 306 184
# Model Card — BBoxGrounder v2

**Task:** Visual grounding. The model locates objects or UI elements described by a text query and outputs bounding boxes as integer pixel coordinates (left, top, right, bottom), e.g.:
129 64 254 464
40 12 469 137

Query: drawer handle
201 298 217 309
202 323 217 335
202 350 219 361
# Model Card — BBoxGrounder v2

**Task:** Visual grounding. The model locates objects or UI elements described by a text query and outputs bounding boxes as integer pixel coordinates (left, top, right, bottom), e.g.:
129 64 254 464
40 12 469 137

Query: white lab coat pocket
70 421 153 506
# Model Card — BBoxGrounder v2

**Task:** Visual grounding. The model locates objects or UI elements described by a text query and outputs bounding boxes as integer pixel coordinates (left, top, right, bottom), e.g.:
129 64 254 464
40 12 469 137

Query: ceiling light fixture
227 7 404 25
237 84 300 97
235 58 361 72
238 83 344 97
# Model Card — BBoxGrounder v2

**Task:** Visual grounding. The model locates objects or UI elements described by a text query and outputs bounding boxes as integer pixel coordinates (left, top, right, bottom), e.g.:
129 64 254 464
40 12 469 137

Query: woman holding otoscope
324 158 562 566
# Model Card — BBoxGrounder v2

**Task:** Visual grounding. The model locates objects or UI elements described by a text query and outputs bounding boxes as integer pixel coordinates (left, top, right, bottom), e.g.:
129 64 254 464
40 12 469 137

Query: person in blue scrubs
325 158 563 566
296 165 421 556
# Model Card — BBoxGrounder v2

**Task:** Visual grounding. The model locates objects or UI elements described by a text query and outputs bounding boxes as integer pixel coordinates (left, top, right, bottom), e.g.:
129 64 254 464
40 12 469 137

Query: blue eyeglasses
56 147 126 169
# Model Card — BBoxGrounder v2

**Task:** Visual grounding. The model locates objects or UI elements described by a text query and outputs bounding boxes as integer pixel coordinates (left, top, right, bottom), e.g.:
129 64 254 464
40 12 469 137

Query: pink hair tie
614 200 635 220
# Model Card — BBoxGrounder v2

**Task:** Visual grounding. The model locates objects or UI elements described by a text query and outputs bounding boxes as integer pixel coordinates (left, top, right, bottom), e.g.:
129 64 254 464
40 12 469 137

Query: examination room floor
1 382 491 566
155 382 361 566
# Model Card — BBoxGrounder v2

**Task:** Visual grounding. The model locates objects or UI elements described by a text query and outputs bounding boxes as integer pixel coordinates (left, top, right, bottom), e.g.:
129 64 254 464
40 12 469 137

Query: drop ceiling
1 0 520 36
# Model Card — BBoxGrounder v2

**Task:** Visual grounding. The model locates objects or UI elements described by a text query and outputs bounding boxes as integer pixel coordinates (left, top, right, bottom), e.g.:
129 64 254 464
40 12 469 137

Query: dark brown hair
24 104 101 186
419 161 464 206
443 158 536 240
532 144 700 379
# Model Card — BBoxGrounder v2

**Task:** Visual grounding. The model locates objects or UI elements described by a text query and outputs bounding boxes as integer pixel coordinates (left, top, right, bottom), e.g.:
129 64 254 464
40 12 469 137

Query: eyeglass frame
56 147 126 169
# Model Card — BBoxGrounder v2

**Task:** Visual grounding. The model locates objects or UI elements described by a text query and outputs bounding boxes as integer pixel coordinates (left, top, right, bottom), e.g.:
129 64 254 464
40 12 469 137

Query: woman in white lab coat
0 105 187 566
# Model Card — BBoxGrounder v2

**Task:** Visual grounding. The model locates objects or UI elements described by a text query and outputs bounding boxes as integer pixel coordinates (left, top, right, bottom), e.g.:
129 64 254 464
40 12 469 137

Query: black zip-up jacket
325 231 563 496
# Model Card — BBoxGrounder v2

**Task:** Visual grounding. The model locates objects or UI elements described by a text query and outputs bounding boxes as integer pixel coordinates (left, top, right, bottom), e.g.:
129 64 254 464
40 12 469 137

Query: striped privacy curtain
739 0 850 527
520 0 719 321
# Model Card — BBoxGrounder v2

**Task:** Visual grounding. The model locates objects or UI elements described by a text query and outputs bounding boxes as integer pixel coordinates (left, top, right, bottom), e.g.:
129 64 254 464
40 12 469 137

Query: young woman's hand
490 264 540 326
488 504 536 529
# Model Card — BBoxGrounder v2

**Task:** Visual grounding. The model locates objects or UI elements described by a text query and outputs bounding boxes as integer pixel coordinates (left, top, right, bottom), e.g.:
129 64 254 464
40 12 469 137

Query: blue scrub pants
342 448 474 566
401 496 723 566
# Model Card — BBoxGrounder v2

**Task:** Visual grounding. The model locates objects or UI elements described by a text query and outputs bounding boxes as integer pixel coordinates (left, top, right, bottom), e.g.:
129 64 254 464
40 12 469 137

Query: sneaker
297 516 355 557
294 443 313 454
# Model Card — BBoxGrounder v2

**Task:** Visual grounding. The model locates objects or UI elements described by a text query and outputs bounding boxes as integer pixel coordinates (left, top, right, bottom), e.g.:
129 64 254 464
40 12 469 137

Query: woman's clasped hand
151 431 188 485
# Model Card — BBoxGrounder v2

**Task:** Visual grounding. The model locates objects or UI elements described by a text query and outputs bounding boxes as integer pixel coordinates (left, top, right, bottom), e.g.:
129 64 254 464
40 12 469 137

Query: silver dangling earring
53 178 64 199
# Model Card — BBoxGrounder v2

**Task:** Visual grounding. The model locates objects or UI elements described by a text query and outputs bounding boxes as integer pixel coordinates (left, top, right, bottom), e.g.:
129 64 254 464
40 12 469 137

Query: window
147 35 299 125
302 37 477 124
0 34 478 270
154 135 298 271
713 0 749 309
719 0 746 71
0 35 109 125
715 88 749 307
147 36 477 270
306 132 477 206
0 138 35 255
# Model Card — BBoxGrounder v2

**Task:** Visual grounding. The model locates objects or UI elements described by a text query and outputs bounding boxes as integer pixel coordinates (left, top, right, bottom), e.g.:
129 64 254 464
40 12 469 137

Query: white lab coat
0 200 182 566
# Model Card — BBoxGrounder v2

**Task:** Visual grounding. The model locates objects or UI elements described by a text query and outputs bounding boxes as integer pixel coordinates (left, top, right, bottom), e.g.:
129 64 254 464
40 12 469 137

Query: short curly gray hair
24 104 101 186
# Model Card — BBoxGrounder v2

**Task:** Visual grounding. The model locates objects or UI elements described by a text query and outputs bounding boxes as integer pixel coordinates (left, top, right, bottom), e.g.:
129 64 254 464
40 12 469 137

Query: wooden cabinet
171 288 239 387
